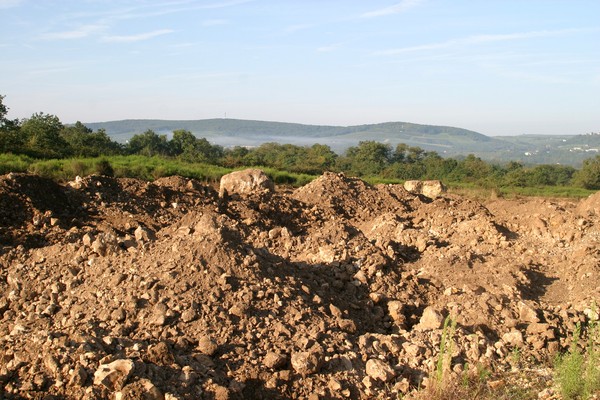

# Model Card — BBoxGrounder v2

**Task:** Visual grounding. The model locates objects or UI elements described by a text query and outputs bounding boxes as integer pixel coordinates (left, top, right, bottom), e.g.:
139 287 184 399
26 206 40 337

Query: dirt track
0 171 598 399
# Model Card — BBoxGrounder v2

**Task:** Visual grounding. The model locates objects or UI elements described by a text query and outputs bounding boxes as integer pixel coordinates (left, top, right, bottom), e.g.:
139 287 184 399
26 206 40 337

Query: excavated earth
0 171 598 399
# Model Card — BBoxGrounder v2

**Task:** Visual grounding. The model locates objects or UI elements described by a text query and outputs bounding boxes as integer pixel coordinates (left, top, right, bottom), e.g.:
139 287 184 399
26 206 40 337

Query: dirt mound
0 172 598 399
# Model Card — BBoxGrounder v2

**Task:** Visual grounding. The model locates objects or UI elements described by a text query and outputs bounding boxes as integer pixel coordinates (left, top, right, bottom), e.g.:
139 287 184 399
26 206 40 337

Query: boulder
219 169 274 198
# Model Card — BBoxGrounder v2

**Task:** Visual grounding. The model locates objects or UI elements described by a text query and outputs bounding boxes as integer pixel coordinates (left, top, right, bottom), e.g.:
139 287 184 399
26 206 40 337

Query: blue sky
1 0 599 136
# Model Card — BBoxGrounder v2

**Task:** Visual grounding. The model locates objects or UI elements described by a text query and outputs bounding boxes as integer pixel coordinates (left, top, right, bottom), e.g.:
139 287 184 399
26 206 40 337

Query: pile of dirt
0 171 598 399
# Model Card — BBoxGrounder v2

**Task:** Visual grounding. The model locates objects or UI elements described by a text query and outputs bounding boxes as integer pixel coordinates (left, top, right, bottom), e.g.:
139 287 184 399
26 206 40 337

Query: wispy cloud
361 0 424 18
374 28 592 56
101 29 174 43
40 24 106 40
0 0 23 9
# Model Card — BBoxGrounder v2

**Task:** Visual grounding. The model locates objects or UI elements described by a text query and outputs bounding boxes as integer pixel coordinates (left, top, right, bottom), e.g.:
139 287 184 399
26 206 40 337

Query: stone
502 330 524 347
338 319 357 333
147 342 175 366
415 306 444 330
68 364 88 387
219 169 274 198
403 180 446 198
93 359 134 391
118 379 164 400
197 335 218 356
387 301 406 326
135 226 156 243
421 180 446 198
365 359 395 382
263 352 287 369
518 302 540 323
291 350 323 375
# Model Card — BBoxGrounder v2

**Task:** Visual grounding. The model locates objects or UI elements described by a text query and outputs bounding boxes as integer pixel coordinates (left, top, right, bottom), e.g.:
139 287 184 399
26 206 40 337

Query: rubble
0 171 598 398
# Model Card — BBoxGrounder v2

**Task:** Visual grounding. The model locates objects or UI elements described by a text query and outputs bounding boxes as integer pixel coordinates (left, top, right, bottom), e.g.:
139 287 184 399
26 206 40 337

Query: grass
0 154 317 187
554 313 600 400
0 153 597 197
447 181 594 200
0 153 32 174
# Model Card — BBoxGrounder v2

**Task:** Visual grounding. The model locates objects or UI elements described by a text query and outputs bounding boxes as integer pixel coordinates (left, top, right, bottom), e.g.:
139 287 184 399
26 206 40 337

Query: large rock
219 169 274 198
403 180 446 198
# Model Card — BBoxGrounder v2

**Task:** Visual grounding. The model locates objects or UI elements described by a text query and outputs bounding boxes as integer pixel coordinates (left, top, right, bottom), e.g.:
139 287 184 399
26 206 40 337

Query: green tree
20 112 71 158
449 154 493 182
61 122 122 157
0 95 22 153
303 143 337 174
126 130 170 157
573 155 600 190
221 146 249 168
342 141 391 176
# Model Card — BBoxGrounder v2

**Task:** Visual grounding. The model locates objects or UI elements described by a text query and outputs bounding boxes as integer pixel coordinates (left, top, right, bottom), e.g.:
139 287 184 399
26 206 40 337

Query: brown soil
0 171 598 399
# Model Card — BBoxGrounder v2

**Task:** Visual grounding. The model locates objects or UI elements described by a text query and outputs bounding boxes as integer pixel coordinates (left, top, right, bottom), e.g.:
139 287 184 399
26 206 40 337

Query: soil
0 171 598 399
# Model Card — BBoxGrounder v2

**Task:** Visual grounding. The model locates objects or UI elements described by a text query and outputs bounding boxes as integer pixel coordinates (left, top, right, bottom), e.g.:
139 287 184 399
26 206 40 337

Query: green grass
0 154 317 187
447 181 594 200
554 315 600 400
0 153 597 196
0 153 33 174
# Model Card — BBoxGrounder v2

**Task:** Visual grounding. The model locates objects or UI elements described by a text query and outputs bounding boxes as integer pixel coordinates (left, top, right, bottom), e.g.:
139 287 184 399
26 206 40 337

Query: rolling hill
83 118 599 167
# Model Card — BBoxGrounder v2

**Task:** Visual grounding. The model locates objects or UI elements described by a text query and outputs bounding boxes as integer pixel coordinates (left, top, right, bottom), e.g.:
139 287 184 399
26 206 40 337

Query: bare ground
0 171 598 399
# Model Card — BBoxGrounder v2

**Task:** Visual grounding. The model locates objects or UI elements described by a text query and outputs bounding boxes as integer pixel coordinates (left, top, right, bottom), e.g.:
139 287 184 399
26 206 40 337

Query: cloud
40 24 106 40
361 0 424 18
374 28 591 56
101 29 174 43
0 0 23 9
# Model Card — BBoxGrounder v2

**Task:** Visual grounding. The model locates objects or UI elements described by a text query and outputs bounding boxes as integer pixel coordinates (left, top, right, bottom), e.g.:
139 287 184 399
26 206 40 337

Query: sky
1 0 599 136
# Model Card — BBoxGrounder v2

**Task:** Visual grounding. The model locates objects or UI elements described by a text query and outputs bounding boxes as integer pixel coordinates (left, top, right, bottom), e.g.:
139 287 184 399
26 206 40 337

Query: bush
94 159 114 177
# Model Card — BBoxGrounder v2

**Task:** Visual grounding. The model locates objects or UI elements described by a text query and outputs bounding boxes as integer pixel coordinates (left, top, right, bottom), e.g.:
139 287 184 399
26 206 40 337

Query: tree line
1 95 599 189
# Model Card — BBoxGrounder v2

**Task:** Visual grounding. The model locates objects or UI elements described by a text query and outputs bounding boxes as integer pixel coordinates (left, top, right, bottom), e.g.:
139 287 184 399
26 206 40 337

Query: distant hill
83 118 599 167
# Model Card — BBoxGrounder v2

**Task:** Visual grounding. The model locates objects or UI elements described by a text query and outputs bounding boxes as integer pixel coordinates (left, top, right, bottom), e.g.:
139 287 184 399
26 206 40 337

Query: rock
291 349 323 375
147 341 175 366
414 306 444 331
387 301 406 326
502 330 524 347
365 359 396 382
118 378 164 400
181 308 197 322
338 319 357 333
135 226 156 242
404 180 423 194
68 364 88 387
263 352 287 369
219 169 274 198
329 304 343 318
197 335 218 356
403 180 446 198
518 302 540 323
93 359 134 391
421 180 446 198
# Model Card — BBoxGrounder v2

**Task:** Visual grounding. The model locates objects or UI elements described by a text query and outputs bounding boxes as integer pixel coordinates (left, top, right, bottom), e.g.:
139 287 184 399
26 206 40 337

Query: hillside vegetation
83 118 600 166
1 94 600 194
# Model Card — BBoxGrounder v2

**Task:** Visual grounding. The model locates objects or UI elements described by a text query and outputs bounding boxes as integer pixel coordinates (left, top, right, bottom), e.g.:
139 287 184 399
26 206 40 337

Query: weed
435 315 457 385
555 316 600 400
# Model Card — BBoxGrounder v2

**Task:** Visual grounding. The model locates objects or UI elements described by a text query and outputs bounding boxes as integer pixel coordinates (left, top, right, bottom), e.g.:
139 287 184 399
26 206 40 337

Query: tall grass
555 313 600 400
0 153 32 174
